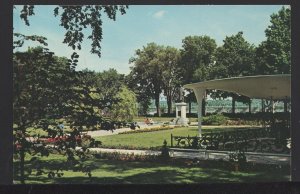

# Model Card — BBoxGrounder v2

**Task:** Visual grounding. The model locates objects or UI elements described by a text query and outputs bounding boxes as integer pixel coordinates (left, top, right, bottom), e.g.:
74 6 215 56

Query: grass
13 153 290 184
95 126 261 149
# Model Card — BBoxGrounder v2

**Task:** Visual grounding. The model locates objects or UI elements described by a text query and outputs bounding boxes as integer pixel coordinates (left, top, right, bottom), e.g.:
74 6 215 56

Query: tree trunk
261 99 265 112
249 100 251 114
271 100 275 113
167 95 172 114
20 148 25 184
232 97 236 114
202 98 206 116
284 100 288 113
155 94 161 117
19 125 26 184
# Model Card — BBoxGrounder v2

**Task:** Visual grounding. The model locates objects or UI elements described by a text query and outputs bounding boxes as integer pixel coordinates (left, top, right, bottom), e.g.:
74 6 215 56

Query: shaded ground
13 154 290 184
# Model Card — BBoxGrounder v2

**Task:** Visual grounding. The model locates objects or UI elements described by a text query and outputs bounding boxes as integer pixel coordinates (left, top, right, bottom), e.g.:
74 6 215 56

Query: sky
13 5 287 75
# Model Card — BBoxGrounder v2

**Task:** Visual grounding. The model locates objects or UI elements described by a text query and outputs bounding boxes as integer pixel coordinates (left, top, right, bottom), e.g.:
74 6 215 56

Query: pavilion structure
183 74 291 137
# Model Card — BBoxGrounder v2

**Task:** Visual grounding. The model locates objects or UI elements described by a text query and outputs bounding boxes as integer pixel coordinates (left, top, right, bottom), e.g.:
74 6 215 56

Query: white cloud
153 10 166 19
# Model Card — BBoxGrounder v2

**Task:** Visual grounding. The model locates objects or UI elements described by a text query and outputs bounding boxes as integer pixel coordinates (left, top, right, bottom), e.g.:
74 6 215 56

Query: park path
85 147 290 165
85 124 261 137
86 128 132 137
86 124 174 137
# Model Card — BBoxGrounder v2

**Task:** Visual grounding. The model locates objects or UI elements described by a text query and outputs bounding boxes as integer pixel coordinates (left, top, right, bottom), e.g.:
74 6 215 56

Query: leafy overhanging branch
17 5 128 58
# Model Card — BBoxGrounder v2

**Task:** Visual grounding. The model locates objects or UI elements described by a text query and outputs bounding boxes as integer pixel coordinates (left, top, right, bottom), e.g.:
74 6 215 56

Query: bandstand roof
184 74 291 100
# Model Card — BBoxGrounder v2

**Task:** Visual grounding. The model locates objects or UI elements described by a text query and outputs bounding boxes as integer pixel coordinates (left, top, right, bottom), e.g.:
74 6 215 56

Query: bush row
152 113 199 118
202 114 228 125
200 114 267 126
93 152 159 162
97 144 160 151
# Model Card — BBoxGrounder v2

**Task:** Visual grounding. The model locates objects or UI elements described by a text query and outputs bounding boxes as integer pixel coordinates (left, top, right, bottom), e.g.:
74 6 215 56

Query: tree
13 5 129 183
80 68 138 122
15 5 128 58
96 68 125 101
110 86 138 122
212 32 256 113
255 6 291 113
13 47 83 183
13 47 122 183
126 72 152 116
128 43 165 117
79 68 128 122
161 47 183 114
180 36 217 114
255 6 291 75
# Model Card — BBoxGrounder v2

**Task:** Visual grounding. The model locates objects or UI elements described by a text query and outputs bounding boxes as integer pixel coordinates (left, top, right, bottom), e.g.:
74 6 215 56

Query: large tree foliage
96 68 125 101
180 36 217 114
80 68 135 122
110 86 138 122
13 47 83 183
128 43 183 116
126 73 152 116
126 71 152 116
161 47 183 114
13 7 130 182
255 6 291 74
13 47 124 183
180 35 217 83
255 6 291 113
15 5 128 58
13 47 78 130
128 43 165 117
212 32 256 113
213 32 256 78
80 68 124 98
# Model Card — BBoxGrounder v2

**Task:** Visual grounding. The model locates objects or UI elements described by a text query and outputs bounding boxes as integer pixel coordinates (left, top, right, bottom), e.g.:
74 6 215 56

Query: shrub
98 144 160 150
202 114 228 125
186 113 198 118
160 140 170 160
93 152 158 162
228 150 247 171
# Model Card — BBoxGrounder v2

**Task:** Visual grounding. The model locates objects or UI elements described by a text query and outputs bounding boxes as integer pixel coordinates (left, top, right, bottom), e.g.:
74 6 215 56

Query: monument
175 87 189 126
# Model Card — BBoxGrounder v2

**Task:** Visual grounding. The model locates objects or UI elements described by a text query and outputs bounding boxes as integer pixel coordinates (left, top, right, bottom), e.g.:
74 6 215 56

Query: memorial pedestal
175 102 189 126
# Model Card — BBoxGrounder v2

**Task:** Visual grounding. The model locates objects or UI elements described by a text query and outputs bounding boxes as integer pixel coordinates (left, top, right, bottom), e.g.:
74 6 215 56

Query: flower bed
94 152 159 162
97 144 160 150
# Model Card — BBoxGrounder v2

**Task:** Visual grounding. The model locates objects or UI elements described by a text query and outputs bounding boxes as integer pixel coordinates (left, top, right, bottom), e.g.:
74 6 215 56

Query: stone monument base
175 117 189 127
175 102 189 127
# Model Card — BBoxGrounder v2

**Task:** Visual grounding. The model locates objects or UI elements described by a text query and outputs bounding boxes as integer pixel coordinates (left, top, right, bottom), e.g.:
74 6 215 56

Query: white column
175 106 178 118
193 88 206 137
197 101 202 137
181 105 186 119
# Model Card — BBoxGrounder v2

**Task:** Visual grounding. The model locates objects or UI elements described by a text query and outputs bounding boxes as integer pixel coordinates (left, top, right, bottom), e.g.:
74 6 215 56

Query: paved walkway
84 147 290 165
85 124 257 137
86 128 132 137
86 124 174 137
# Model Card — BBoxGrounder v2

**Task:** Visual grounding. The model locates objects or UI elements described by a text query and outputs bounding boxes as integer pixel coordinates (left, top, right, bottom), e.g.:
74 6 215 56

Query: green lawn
95 126 261 149
13 154 290 184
